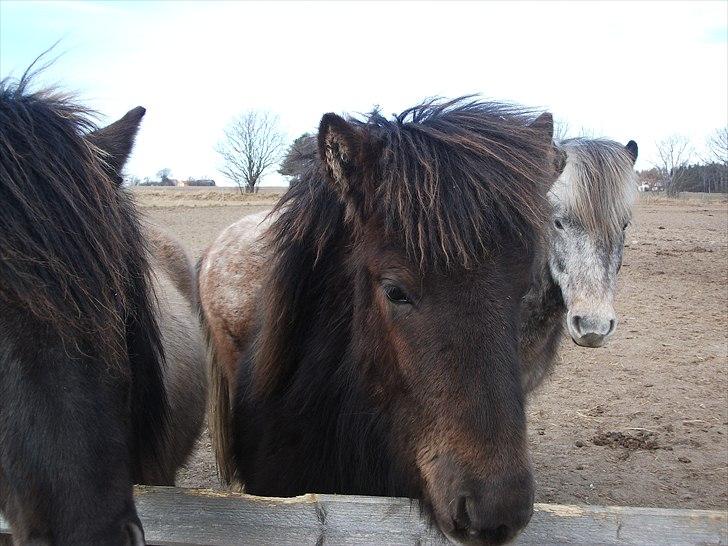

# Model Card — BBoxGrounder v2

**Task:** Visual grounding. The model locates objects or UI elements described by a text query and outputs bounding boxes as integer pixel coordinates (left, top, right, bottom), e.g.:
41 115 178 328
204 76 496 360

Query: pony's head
548 139 638 347
0 72 167 543
311 100 560 544
0 76 148 360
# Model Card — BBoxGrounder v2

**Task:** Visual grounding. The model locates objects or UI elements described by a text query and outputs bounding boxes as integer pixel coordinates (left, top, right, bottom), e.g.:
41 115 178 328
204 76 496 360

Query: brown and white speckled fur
196 210 276 482
146 227 207 483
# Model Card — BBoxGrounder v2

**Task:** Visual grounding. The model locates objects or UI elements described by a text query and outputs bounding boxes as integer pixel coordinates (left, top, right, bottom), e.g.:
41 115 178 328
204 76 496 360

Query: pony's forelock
276 97 558 271
554 138 637 239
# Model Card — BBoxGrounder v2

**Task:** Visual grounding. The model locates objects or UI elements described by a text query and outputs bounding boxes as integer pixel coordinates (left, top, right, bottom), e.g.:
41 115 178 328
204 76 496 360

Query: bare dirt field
138 190 728 510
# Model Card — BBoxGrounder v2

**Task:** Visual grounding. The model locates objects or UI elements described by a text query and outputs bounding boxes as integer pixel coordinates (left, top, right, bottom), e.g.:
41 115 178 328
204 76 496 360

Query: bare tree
655 135 693 196
707 127 728 166
705 127 728 193
216 110 285 194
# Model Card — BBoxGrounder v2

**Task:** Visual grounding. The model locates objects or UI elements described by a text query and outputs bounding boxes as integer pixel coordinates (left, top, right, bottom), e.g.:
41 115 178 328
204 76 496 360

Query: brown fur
201 98 563 544
197 210 273 482
0 82 146 365
0 71 205 544
0 72 164 544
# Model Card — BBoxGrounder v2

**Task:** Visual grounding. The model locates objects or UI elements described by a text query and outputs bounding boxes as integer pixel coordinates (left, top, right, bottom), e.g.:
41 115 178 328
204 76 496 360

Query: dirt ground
140 193 728 510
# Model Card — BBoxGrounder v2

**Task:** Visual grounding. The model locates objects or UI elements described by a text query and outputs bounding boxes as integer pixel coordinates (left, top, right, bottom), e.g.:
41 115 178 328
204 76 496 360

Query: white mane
550 138 637 238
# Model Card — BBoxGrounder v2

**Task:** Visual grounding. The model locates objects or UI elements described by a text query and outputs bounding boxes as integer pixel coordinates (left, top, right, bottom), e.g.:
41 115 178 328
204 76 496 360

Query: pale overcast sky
1 1 726 185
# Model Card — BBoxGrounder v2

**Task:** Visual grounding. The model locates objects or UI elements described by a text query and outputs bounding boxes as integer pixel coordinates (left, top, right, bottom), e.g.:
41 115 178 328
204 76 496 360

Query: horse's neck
527 250 565 318
519 250 566 394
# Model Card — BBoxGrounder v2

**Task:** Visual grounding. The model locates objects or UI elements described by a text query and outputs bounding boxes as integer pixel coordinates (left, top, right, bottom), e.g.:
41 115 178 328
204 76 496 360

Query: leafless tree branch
654 135 693 196
216 110 285 194
707 127 728 167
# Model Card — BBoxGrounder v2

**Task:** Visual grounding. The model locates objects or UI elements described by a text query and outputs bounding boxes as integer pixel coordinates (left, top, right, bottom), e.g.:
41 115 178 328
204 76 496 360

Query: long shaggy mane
275 98 556 271
0 72 168 474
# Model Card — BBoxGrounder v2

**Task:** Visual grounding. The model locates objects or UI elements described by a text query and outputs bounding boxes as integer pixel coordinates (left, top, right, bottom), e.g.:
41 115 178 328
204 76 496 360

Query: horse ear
625 140 638 164
318 113 366 200
87 106 146 181
554 145 568 178
530 112 554 141
530 113 564 182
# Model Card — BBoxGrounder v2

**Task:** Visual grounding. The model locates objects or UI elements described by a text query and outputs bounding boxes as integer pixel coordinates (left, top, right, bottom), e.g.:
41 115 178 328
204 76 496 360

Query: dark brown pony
200 99 562 545
0 75 204 545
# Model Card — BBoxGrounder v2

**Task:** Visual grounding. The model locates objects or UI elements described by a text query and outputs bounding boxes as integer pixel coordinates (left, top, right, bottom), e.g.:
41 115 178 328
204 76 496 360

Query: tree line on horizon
127 110 727 196
637 129 727 195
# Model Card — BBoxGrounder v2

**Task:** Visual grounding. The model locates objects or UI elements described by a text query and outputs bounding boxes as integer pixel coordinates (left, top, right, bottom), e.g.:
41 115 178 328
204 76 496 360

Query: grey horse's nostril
606 318 616 336
570 314 583 336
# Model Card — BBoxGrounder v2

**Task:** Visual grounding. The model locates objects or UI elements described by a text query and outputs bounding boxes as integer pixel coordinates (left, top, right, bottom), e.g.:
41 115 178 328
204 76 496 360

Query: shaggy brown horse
0 76 205 545
199 99 563 545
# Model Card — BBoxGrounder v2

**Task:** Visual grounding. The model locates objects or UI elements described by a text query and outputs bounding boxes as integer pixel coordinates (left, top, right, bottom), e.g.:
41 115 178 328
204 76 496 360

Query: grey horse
521 138 638 393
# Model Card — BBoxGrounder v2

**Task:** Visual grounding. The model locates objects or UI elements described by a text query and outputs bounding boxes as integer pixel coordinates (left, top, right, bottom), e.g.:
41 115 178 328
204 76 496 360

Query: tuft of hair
0 74 142 358
195 254 238 485
282 98 558 271
0 72 168 474
278 134 318 179
557 138 638 239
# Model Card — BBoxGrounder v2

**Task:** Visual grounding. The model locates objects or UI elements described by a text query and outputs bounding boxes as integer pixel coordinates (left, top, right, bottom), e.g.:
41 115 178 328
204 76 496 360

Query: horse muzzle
567 309 617 347
425 455 534 546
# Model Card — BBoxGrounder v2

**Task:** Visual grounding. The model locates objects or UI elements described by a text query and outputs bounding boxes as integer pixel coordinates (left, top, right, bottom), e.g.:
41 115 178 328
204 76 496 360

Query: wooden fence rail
1 486 726 545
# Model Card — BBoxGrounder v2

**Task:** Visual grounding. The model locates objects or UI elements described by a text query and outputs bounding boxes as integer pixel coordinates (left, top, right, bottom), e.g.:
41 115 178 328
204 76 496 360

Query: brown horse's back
144 227 207 484
197 210 275 482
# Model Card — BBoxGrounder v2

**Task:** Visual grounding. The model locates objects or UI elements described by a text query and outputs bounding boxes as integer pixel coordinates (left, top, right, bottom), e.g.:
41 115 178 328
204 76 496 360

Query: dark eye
623 221 630 230
383 284 411 305
554 218 564 230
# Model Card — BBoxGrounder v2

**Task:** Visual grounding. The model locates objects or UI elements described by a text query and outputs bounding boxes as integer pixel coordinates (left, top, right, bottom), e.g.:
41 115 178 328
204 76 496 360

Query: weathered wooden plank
1 486 726 545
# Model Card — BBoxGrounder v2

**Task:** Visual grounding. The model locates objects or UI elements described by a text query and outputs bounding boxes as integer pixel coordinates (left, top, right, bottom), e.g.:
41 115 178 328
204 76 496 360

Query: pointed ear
317 113 367 200
87 106 146 181
553 144 568 178
530 112 554 141
625 140 638 164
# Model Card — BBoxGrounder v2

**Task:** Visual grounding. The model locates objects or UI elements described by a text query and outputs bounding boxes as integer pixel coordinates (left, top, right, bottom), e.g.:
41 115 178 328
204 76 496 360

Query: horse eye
383 284 411 305
554 218 564 230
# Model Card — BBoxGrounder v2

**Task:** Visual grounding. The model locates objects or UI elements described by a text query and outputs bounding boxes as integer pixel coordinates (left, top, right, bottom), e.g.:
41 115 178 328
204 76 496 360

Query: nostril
570 314 583 335
453 495 471 532
606 318 616 336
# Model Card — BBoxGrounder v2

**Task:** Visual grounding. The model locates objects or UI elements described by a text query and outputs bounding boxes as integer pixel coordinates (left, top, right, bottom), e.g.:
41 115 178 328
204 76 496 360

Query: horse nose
568 311 616 347
448 473 534 545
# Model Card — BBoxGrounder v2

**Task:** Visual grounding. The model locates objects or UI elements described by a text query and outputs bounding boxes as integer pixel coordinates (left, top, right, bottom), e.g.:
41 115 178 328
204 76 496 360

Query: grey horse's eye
554 218 564 230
